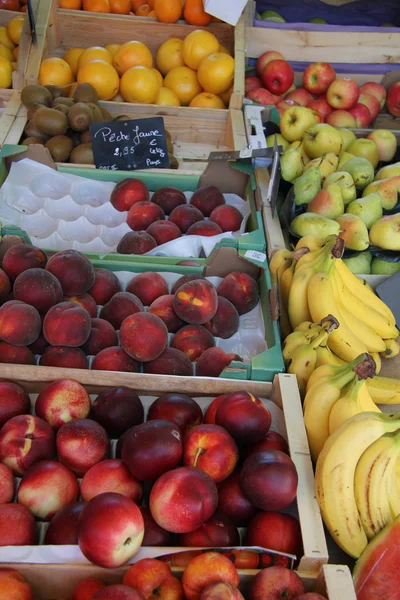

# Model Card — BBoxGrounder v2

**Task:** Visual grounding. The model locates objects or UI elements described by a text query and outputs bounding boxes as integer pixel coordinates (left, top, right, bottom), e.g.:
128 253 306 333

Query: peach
183 424 238 482
127 202 165 231
126 272 168 306
92 585 145 600
82 318 117 355
249 566 305 600
72 578 106 600
88 268 122 305
196 348 241 378
120 312 168 362
39 346 88 369
215 392 271 445
0 414 54 475
18 459 79 520
0 568 34 600
147 393 202 436
0 342 35 365
13 268 63 314
172 274 206 295
149 295 184 333
173 279 218 325
187 221 223 237
179 511 239 547
217 471 256 526
182 552 239 600
92 346 140 372
29 333 49 355
204 395 226 425
149 466 218 533
46 250 95 295
2 243 47 280
77 492 144 568
99 292 143 330
190 186 225 217
0 300 41 346
200 583 244 600
209 205 243 233
218 272 259 315
117 231 157 255
0 382 30 427
204 297 239 339
245 511 302 557
122 420 182 481
143 348 193 376
64 293 97 317
0 503 36 545
57 418 110 476
81 459 143 502
147 221 182 245
169 205 204 233
43 301 91 347
0 463 14 504
92 386 144 437
140 506 174 546
111 178 150 212
123 558 183 600
171 325 215 361
35 379 91 430
0 268 11 303
45 501 86 545
243 431 289 458
151 187 186 215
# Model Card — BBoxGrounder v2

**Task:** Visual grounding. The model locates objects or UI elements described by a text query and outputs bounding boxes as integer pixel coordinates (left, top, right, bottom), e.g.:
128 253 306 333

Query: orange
78 46 113 70
183 0 211 26
220 44 232 55
135 4 150 14
197 52 234 95
105 43 120 57
120 65 161 103
77 59 119 100
156 87 180 106
164 65 201 106
113 40 153 76
0 44 14 63
148 0 154 7
151 68 163 87
219 84 233 106
148 9 155 16
82 0 110 12
154 0 181 23
39 57 74 87
12 46 18 60
189 92 225 109
156 38 184 76
109 0 130 13
131 0 145 9
6 16 24 45
0 56 12 88
63 47 85 77
182 29 220 71
59 0 82 9
0 28 15 51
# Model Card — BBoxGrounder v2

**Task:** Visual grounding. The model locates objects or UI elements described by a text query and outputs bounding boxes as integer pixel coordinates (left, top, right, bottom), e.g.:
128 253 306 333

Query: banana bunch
316 411 400 558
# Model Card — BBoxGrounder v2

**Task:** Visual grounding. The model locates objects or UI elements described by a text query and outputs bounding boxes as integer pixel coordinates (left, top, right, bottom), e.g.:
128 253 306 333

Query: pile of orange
38 29 234 108
0 15 25 89
0 0 27 12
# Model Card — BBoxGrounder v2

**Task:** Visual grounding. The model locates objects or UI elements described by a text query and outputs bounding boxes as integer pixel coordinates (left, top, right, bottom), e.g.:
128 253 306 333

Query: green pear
290 212 340 239
338 152 356 169
336 214 369 251
338 129 357 152
346 192 383 229
303 152 338 182
348 139 379 169
376 161 400 181
290 141 310 165
369 214 400 250
293 167 322 206
343 251 372 274
371 257 400 275
323 171 356 205
341 157 374 190
266 134 290 152
362 176 400 210
307 183 344 219
280 147 305 183
303 123 343 159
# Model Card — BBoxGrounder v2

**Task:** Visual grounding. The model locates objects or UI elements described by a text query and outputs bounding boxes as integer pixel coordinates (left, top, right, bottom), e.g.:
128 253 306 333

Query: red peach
245 512 302 557
43 301 91 347
99 292 144 330
46 250 95 295
2 243 47 280
147 220 182 245
64 293 97 317
204 297 239 339
147 393 203 436
0 300 41 346
190 186 225 217
243 431 289 458
151 187 186 215
218 272 259 315
195 348 242 378
169 205 204 233
39 346 88 369
215 392 271 445
200 582 245 600
45 501 86 545
81 318 117 356
120 312 168 362
92 346 140 372
149 295 184 333
88 268 122 305
249 566 305 600
92 585 145 600
117 231 157 255
77 492 144 568
35 379 91 430
0 504 36 545
126 272 168 306
173 279 218 325
0 414 54 475
56 418 110 476
0 342 35 365
29 333 49 355
0 268 10 303
204 395 226 425
143 348 193 376
127 202 165 231
182 552 240 600
72 578 106 600
81 459 143 502
179 511 240 547
111 178 150 212
0 568 34 600
13 268 63 314
183 424 238 482
209 205 243 233
217 470 256 526
0 382 30 427
171 274 206 295
17 459 79 520
140 506 174 546
187 220 223 237
123 558 183 600
171 324 215 361
91 386 144 437
0 463 14 504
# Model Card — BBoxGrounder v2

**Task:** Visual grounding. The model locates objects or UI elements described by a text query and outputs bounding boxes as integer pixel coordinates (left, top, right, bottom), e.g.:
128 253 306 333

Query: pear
336 214 369 251
307 183 344 219
266 134 290 152
303 123 343 158
291 213 340 239
290 141 310 165
362 176 400 210
346 192 383 229
293 167 322 206
324 171 356 205
341 157 374 190
338 128 357 152
369 214 400 250
338 152 355 169
280 147 305 183
376 161 400 181
371 257 400 275
304 152 338 182
343 251 372 274
348 139 380 169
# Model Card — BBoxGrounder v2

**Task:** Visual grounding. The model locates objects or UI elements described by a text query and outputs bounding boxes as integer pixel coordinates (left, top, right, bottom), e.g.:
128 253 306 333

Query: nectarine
81 459 143 502
190 186 225 217
215 392 271 445
0 504 36 546
88 268 122 305
2 243 47 280
99 292 143 330
13 268 63 314
182 552 239 600
0 382 30 427
140 506 174 546
171 325 215 361
218 272 259 315
46 250 95 295
183 424 238 482
0 568 34 600
57 418 110 476
173 279 218 325
120 312 168 362
0 463 14 504
126 272 168 306
123 558 183 600
45 501 86 545
35 379 91 430
217 471 256 526
92 387 144 436
179 510 239 547
111 178 149 212
147 393 202 436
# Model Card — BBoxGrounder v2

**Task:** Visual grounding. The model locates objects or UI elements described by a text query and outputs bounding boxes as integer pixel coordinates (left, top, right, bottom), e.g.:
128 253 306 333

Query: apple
245 76 262 94
337 128 357 151
307 97 332 119
358 93 381 120
387 81 400 117
349 103 372 128
45 501 86 545
256 51 284 77
326 110 357 128
367 129 397 162
183 424 238 482
303 62 336 95
249 566 305 600
276 100 299 114
179 510 240 547
123 558 183 600
245 512 302 556
279 106 317 142
326 78 359 110
281 84 296 98
246 88 278 106
285 88 314 107
359 82 387 108
302 123 343 158
182 552 240 600
261 60 294 95
310 109 324 124
348 138 380 169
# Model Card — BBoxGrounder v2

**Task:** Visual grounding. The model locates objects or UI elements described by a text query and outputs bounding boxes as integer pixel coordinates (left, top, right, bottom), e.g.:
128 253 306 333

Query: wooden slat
317 565 357 599
255 167 286 259
0 90 21 147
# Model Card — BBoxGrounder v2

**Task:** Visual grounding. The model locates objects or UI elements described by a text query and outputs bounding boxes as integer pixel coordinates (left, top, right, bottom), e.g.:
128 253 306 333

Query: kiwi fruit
23 137 45 146
166 138 173 154
113 114 131 121
34 107 68 136
165 129 172 142
73 83 99 104
27 104 46 121
45 135 74 162
66 128 82 147
99 106 113 121
45 85 67 100
80 129 91 144
53 104 70 116
24 120 50 142
21 85 52 109
70 143 95 165
52 97 74 108
87 103 104 124
168 153 179 169
68 102 93 132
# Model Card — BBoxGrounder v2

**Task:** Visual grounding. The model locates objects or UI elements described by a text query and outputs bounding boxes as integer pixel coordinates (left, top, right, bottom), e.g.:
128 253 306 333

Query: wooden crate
0 369 328 574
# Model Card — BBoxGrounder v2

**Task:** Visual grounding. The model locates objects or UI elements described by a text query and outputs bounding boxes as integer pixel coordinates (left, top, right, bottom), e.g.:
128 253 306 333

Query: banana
370 352 382 375
294 321 315 333
381 338 400 359
367 376 400 405
315 411 400 558
315 343 346 368
306 363 343 395
388 458 400 519
283 329 321 364
295 235 324 252
270 249 293 283
287 329 329 397
328 377 380 435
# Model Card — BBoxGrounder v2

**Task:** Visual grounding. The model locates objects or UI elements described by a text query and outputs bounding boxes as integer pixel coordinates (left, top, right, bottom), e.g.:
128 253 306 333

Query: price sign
90 116 169 171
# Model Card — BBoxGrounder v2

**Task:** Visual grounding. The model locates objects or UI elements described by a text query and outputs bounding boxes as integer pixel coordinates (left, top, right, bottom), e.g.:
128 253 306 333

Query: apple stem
193 447 206 467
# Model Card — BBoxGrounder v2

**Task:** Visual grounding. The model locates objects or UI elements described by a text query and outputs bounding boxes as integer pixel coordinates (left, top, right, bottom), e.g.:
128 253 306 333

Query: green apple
338 128 357 152
303 123 343 158
280 106 317 143
260 10 286 22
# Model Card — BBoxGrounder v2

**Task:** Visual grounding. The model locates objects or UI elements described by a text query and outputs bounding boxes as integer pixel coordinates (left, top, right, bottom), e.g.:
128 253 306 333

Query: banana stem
311 330 330 350
353 354 376 381
319 314 340 333
292 247 310 261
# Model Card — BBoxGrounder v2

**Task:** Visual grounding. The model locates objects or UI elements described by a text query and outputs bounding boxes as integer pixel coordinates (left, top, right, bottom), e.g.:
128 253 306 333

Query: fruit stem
193 447 205 467
292 247 310 261
311 330 329 350
319 314 339 333
353 353 376 381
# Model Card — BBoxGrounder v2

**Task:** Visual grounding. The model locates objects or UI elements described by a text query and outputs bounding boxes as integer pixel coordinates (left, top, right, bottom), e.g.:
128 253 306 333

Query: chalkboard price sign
89 116 169 171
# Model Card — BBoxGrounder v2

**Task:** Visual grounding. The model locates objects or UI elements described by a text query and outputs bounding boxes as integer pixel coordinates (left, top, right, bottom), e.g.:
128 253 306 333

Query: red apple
179 510 239 548
0 464 14 504
123 558 183 600
215 392 271 445
307 97 332 119
285 88 314 107
349 103 372 127
276 99 299 112
326 78 359 110
147 393 203 436
303 62 336 95
262 60 294 95
183 424 238 483
387 81 400 117
140 506 174 546
217 470 256 526
325 110 357 128
358 93 381 120
111 179 149 212
81 459 143 502
45 501 86 545
256 51 284 78
245 512 302 556
359 82 387 108
243 431 289 458
249 566 305 600
245 76 262 94
0 503 36 545
246 88 278 106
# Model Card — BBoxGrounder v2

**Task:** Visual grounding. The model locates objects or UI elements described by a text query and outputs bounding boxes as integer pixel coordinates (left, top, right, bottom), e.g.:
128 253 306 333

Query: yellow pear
376 161 400 180
303 152 338 182
369 214 400 251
